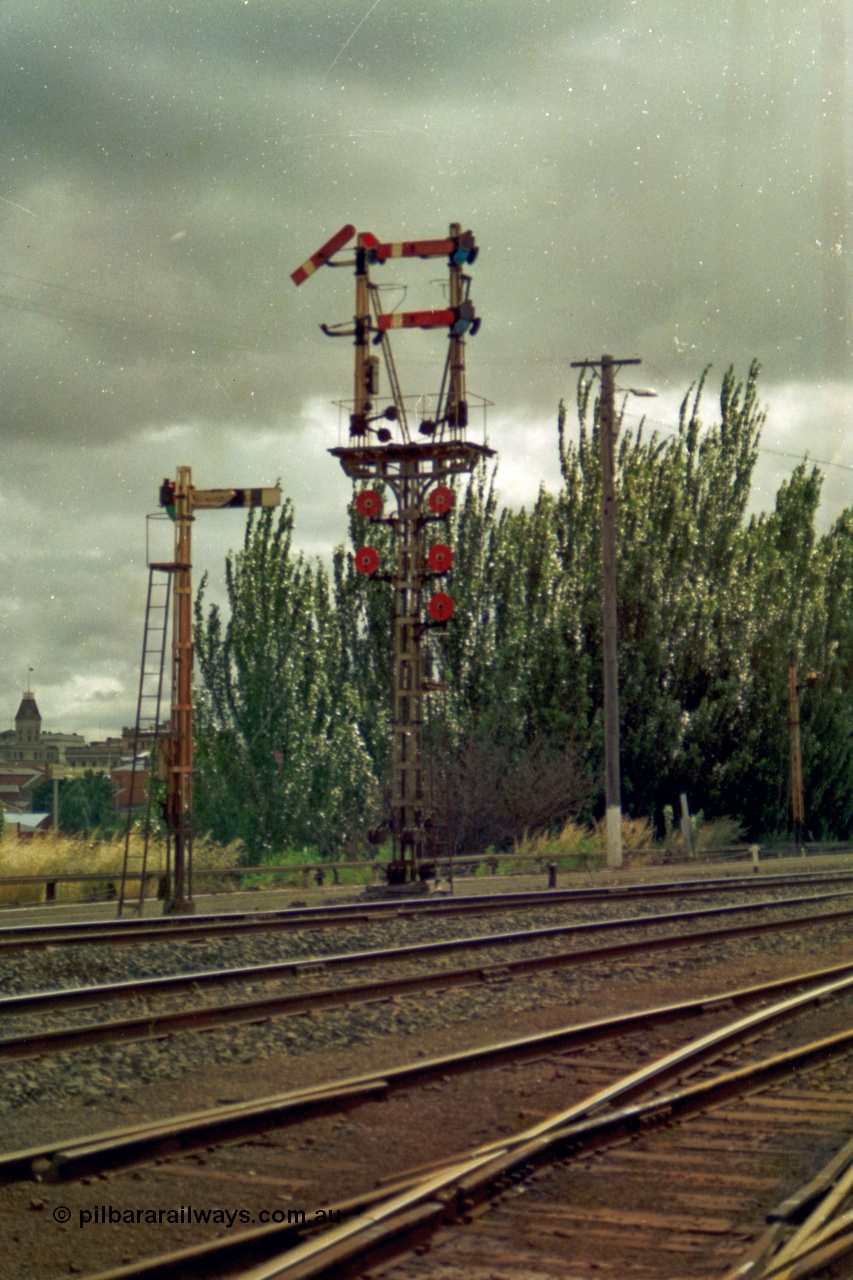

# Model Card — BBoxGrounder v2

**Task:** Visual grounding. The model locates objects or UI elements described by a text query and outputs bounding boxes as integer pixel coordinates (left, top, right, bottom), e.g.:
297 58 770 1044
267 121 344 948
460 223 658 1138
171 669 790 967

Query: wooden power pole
788 658 819 848
571 354 641 869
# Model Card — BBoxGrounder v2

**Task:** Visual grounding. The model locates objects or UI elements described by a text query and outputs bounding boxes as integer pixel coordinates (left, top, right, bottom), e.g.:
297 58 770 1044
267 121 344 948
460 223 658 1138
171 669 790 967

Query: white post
679 793 694 858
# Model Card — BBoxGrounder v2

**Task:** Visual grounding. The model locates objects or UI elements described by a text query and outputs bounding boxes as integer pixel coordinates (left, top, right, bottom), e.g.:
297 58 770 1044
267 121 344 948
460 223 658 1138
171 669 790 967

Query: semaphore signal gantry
292 222 494 888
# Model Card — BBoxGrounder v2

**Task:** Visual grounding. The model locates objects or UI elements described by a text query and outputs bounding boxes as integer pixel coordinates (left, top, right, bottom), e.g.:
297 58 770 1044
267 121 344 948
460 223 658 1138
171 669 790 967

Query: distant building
0 691 86 766
0 690 125 770
120 723 170 755
0 764 43 814
0 689 148 817
6 811 52 838
111 760 150 812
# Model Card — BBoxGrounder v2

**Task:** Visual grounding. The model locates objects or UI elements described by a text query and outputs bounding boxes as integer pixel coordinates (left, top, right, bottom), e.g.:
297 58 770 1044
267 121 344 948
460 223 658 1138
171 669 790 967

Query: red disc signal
428 486 454 515
428 543 453 573
429 592 455 622
354 546 380 576
355 489 383 520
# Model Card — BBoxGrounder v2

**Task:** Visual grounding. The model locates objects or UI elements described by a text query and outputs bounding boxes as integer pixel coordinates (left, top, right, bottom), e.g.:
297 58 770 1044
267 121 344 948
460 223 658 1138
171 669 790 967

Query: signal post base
163 897 196 916
363 880 447 900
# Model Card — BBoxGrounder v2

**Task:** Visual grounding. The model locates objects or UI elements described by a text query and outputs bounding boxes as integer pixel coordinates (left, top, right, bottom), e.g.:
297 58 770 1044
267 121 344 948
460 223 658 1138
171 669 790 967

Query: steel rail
2 868 853 952
5 897 853 1065
5 956 853 1189
234 1013 853 1280
5 884 853 1019
77 978 853 1280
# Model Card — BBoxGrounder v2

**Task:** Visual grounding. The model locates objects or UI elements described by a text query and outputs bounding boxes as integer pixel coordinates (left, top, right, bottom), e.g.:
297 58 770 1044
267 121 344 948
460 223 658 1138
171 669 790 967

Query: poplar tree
193 501 376 862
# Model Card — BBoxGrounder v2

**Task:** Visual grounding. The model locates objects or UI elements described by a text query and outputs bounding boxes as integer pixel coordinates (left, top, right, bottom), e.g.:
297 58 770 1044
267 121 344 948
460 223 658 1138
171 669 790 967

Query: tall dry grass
513 820 590 861
512 813 742 868
0 830 240 905
591 815 657 856
694 815 744 851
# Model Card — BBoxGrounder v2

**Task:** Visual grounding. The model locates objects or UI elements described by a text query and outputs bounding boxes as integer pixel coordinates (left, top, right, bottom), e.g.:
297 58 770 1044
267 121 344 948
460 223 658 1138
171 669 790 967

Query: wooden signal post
155 468 280 913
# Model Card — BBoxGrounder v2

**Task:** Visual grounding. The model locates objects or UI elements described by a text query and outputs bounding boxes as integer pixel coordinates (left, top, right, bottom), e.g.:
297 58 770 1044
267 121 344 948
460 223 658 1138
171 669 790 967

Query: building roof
11 812 51 830
15 691 41 722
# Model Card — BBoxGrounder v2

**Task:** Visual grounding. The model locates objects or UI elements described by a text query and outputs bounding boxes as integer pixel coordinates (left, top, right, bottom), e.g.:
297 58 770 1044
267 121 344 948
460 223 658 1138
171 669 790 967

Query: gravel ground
5 926 853 1280
2 876 851 994
1 902 853 1117
3 863 853 1280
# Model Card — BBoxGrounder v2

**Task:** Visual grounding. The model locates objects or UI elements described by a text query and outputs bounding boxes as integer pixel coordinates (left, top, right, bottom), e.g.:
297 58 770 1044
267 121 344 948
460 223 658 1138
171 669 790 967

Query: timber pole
599 356 622 869
571 353 641 870
789 657 805 848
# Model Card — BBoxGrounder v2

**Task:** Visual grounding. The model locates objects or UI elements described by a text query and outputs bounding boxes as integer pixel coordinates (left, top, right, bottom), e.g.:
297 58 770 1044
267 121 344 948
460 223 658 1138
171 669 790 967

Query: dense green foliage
193 364 853 857
193 499 377 862
32 770 116 833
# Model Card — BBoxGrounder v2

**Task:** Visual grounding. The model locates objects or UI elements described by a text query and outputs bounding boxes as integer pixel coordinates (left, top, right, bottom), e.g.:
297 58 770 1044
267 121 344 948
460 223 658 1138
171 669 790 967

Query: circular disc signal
355 546 380 576
428 486 454 516
428 544 453 573
428 592 455 622
355 489 383 520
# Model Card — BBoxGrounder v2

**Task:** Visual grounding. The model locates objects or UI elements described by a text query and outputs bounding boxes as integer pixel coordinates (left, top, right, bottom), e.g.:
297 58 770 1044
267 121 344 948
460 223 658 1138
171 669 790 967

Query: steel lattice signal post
332 440 491 883
293 222 493 885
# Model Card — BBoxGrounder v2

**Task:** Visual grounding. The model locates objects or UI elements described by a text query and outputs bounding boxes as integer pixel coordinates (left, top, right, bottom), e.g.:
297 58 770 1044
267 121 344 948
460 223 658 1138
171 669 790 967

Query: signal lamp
428 592 455 622
355 489 383 520
451 299 477 336
451 231 478 266
428 486 454 515
355 546 380 575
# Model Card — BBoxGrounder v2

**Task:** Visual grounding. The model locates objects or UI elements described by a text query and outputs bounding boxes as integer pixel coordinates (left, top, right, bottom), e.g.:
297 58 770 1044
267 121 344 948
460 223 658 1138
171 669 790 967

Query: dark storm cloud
0 0 849 734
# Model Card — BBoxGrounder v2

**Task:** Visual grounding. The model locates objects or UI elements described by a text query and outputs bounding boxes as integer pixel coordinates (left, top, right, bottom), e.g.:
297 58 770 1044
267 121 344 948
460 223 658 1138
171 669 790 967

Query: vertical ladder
117 567 173 916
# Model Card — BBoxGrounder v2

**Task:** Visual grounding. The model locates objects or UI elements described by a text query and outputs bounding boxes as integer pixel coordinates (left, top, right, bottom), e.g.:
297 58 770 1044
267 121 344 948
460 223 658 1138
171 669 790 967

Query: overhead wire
0 267 284 352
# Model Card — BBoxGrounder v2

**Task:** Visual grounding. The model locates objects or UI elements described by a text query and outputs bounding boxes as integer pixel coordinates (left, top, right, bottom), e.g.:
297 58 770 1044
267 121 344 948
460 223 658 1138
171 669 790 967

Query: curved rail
0 956 847 1189
65 968 853 1279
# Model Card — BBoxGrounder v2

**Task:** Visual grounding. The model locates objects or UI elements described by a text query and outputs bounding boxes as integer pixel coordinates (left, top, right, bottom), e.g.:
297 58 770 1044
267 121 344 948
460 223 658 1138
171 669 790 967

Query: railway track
14 963 853 1279
367 1053 853 1280
2 867 853 952
5 892 853 1063
8 873 853 1277
1 960 853 1188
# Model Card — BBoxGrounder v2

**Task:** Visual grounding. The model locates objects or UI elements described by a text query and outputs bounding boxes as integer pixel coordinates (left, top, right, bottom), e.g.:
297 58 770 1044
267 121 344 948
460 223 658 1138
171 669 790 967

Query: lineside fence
1 843 853 906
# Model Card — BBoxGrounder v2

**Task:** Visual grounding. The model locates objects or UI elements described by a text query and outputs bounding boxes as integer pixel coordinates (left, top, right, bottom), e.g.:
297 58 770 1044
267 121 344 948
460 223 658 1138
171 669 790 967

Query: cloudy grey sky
0 0 849 740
